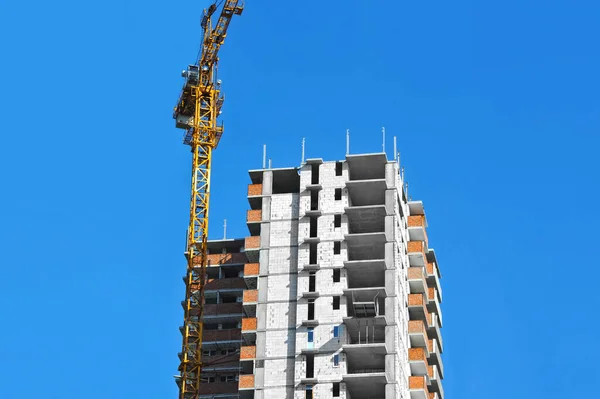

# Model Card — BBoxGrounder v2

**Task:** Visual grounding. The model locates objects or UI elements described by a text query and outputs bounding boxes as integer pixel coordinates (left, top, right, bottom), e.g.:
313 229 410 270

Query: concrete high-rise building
192 152 443 399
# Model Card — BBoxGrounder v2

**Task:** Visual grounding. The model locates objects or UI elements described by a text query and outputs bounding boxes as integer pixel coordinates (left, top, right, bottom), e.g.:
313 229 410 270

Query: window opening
333 268 340 282
335 188 342 201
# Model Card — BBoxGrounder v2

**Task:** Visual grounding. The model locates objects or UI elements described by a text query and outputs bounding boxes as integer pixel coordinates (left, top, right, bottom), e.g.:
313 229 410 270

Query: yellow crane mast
172 1 244 398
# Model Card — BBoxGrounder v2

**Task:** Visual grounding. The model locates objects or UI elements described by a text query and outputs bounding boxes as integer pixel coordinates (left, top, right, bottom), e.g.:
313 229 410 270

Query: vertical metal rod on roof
406 181 409 200
268 158 272 169
393 136 397 163
401 166 405 183
382 127 386 154
262 145 267 169
346 129 350 155
223 219 227 239
301 137 306 165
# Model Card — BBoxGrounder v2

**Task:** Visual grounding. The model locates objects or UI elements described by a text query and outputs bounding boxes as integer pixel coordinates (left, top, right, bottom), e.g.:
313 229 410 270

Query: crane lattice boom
172 2 244 398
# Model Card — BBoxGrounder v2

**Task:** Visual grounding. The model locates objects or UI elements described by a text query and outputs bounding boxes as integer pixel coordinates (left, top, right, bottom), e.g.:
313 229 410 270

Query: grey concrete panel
257 331 266 357
385 163 396 188
262 171 273 195
385 190 396 215
385 215 395 242
385 326 396 354
384 297 397 325
385 269 396 297
259 250 269 275
257 304 267 330
384 243 395 270
385 354 396 383
258 277 268 302
262 196 271 222
385 383 398 399
260 223 271 249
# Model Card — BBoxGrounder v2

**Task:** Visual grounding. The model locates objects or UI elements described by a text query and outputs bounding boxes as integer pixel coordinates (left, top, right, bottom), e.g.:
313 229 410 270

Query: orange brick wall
193 252 247 266
408 320 426 334
428 287 437 302
203 329 241 342
408 215 425 228
247 184 262 196
245 236 260 249
408 241 424 253
408 293 425 306
240 346 256 360
408 267 424 280
247 210 262 222
426 262 434 275
243 290 258 303
409 376 427 389
204 303 243 316
205 277 246 291
199 382 239 395
426 310 433 327
239 375 255 389
244 263 259 275
205 252 247 266
241 317 257 331
408 348 427 361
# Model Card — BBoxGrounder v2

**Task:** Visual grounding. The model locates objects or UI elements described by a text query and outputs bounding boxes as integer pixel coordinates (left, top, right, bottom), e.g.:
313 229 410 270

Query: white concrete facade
245 153 424 399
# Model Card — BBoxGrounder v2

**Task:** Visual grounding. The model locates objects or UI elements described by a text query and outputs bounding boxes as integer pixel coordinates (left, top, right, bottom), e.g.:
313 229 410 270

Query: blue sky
1 0 599 397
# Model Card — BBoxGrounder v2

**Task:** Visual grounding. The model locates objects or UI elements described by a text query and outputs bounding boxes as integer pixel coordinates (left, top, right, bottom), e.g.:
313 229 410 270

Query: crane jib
171 1 244 399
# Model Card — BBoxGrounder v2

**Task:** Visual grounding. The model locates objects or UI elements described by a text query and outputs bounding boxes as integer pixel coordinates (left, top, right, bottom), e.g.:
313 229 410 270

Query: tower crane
172 1 244 398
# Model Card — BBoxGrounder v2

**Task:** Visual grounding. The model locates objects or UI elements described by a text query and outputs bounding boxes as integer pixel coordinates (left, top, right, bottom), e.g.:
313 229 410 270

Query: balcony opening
309 217 318 238
333 242 341 255
333 268 340 283
336 162 343 176
309 273 316 292
348 295 384 319
306 354 315 378
333 382 340 397
335 188 342 201
221 268 241 278
205 296 218 304
308 300 315 320
221 295 238 304
272 168 301 194
334 214 341 228
310 190 319 211
346 154 387 180
333 296 340 310
309 243 318 264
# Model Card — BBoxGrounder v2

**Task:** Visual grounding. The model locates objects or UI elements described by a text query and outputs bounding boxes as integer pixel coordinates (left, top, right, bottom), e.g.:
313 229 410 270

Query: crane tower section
172 2 244 399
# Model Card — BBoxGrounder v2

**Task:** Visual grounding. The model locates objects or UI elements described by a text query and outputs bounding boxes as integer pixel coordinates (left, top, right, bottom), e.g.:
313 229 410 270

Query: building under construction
177 154 444 399
171 2 443 399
